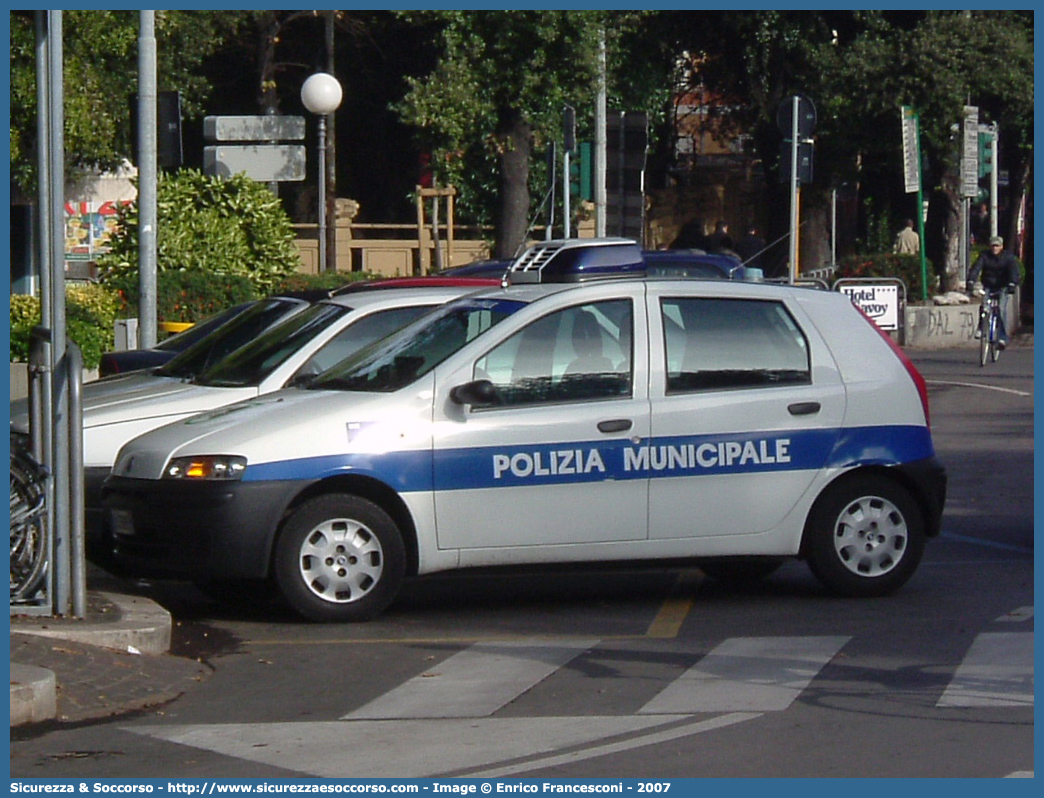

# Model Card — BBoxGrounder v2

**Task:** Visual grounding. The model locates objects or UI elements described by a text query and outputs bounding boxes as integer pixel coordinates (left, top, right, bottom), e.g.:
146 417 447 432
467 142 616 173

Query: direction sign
204 145 306 182
204 115 305 142
961 106 979 198
900 106 920 194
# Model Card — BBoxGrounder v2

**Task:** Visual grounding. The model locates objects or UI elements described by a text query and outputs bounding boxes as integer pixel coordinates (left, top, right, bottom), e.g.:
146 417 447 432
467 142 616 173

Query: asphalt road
10 347 1033 779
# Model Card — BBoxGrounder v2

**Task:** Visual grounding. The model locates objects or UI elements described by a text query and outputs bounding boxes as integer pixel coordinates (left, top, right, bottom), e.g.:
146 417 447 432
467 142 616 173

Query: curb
10 590 173 727
11 591 172 655
9 664 57 727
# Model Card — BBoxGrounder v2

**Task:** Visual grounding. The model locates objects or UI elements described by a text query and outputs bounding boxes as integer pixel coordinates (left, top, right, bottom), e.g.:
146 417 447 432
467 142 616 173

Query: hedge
10 283 121 370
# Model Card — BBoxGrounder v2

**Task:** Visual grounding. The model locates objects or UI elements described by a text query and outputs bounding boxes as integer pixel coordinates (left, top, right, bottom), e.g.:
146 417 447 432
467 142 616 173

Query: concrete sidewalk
10 574 210 727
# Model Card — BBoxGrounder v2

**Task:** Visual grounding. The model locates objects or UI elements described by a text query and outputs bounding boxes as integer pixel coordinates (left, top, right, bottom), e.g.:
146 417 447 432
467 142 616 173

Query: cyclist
966 235 1021 349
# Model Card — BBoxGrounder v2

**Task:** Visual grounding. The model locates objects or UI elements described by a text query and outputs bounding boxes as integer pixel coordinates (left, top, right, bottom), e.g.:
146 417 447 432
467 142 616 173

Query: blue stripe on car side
240 425 933 492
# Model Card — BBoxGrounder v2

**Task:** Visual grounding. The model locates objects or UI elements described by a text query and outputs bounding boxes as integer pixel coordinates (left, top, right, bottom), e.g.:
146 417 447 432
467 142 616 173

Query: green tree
9 10 241 195
810 11 1033 288
394 11 640 258
95 169 302 295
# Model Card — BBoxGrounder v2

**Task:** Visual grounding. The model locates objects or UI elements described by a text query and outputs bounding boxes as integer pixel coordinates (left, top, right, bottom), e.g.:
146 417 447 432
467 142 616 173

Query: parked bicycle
10 438 48 601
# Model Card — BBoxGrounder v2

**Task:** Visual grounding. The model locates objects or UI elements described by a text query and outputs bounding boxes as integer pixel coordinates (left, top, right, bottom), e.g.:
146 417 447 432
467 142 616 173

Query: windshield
154 302 254 353
156 298 305 380
193 304 349 387
309 297 525 393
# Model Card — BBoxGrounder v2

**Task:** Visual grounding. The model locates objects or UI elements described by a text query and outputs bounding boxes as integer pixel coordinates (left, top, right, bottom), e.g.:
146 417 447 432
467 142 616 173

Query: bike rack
10 330 86 617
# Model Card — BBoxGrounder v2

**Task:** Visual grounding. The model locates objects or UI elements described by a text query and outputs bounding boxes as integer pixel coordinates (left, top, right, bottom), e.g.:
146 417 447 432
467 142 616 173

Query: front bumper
102 475 311 579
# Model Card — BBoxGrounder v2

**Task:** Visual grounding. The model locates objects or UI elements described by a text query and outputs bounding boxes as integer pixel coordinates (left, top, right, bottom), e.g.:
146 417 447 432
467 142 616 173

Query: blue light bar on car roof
507 238 646 284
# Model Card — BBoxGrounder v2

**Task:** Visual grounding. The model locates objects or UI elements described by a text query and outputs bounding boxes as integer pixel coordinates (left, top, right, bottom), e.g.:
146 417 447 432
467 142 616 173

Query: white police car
104 272 946 622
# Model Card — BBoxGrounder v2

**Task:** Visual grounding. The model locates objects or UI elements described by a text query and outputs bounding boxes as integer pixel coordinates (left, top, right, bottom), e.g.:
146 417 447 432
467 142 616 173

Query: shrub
835 253 938 301
96 168 302 295
272 271 374 295
10 283 121 369
107 270 258 323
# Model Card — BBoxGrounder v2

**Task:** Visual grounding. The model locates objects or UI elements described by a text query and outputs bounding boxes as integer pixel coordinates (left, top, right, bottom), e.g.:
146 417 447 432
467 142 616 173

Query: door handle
597 419 632 433
788 402 821 416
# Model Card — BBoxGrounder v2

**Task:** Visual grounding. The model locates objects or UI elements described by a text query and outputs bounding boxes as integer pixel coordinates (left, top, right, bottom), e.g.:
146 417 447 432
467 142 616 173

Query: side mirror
449 379 500 406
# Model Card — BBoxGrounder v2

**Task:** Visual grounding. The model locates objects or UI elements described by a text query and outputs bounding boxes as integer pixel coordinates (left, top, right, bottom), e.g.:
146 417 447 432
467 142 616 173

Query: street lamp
301 72 342 273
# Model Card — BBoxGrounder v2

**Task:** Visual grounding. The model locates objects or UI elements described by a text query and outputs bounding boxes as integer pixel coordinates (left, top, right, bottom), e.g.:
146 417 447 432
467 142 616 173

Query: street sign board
776 94 817 139
204 115 305 142
961 106 979 198
840 284 901 331
900 106 920 194
204 145 306 182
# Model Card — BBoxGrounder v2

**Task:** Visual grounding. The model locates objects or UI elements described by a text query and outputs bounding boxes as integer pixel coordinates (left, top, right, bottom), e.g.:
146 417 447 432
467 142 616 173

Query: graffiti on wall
925 306 978 341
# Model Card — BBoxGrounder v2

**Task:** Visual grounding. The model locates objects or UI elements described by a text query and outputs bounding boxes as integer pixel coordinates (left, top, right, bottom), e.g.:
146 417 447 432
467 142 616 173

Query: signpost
900 106 929 301
777 95 815 283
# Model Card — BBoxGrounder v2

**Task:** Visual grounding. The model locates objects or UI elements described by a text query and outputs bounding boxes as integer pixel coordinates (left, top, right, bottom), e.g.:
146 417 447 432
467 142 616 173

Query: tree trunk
495 109 532 260
939 180 963 293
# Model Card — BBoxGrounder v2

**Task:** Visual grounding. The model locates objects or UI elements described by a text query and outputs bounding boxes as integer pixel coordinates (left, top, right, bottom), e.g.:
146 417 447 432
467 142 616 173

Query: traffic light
978 131 993 178
569 142 592 200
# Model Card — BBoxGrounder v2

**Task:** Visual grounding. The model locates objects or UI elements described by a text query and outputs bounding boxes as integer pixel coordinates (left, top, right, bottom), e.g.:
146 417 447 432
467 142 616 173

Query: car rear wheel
274 494 405 622
805 475 925 597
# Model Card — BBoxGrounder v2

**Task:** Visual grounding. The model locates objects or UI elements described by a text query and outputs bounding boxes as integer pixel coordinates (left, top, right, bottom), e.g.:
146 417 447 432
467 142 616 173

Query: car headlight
163 455 247 481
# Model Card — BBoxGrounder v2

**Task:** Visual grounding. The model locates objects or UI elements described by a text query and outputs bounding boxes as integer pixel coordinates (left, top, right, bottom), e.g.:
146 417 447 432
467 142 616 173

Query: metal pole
595 32 607 237
34 12 53 469
989 124 999 239
48 9 71 616
317 115 327 273
68 343 86 618
138 11 158 348
563 149 571 239
788 95 799 284
324 11 337 273
830 188 837 267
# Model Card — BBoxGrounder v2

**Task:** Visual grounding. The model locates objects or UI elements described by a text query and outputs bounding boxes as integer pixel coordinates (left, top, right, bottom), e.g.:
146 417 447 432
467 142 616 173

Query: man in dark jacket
967 235 1021 347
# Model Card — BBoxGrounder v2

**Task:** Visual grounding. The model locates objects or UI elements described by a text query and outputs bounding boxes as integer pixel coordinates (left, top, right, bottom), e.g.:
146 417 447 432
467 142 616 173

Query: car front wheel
274 494 405 622
804 475 925 597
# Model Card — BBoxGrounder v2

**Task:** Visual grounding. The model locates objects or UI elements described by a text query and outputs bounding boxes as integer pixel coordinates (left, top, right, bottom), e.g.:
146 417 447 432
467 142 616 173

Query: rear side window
661 297 810 393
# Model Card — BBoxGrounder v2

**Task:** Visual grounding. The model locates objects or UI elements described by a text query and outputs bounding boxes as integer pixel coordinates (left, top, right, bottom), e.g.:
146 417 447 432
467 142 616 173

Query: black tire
699 557 785 588
989 312 1001 362
979 312 990 367
804 474 925 598
274 494 405 622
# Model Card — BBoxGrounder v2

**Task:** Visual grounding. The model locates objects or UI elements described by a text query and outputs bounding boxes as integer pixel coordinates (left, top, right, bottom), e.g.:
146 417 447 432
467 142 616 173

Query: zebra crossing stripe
342 638 599 720
638 636 850 714
936 632 1034 707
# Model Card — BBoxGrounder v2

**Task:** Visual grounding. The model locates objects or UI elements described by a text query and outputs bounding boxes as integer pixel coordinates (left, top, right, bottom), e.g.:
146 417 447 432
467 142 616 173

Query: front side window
310 298 525 393
473 299 633 408
662 298 809 393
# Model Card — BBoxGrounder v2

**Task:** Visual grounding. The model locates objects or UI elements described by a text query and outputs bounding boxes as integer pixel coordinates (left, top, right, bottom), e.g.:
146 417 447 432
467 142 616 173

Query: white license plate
111 509 135 537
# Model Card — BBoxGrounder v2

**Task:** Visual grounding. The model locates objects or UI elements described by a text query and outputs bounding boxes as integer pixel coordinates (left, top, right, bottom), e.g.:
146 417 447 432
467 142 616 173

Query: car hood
10 371 178 433
111 379 437 481
81 382 256 430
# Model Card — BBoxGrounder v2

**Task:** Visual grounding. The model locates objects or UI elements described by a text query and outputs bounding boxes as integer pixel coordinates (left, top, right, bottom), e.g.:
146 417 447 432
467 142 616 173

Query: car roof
332 276 499 294
322 283 491 309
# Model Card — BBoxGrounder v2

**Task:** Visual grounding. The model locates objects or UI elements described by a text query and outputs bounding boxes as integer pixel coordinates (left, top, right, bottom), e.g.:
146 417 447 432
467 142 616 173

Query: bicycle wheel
979 308 990 367
10 450 48 601
989 309 1001 362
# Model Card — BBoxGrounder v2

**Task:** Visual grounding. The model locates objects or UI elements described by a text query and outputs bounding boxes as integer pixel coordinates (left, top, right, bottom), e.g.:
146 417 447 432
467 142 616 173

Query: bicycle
10 441 49 602
975 288 1007 367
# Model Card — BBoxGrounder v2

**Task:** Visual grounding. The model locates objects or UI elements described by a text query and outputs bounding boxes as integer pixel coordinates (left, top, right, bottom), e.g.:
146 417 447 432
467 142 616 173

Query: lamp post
301 72 342 273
